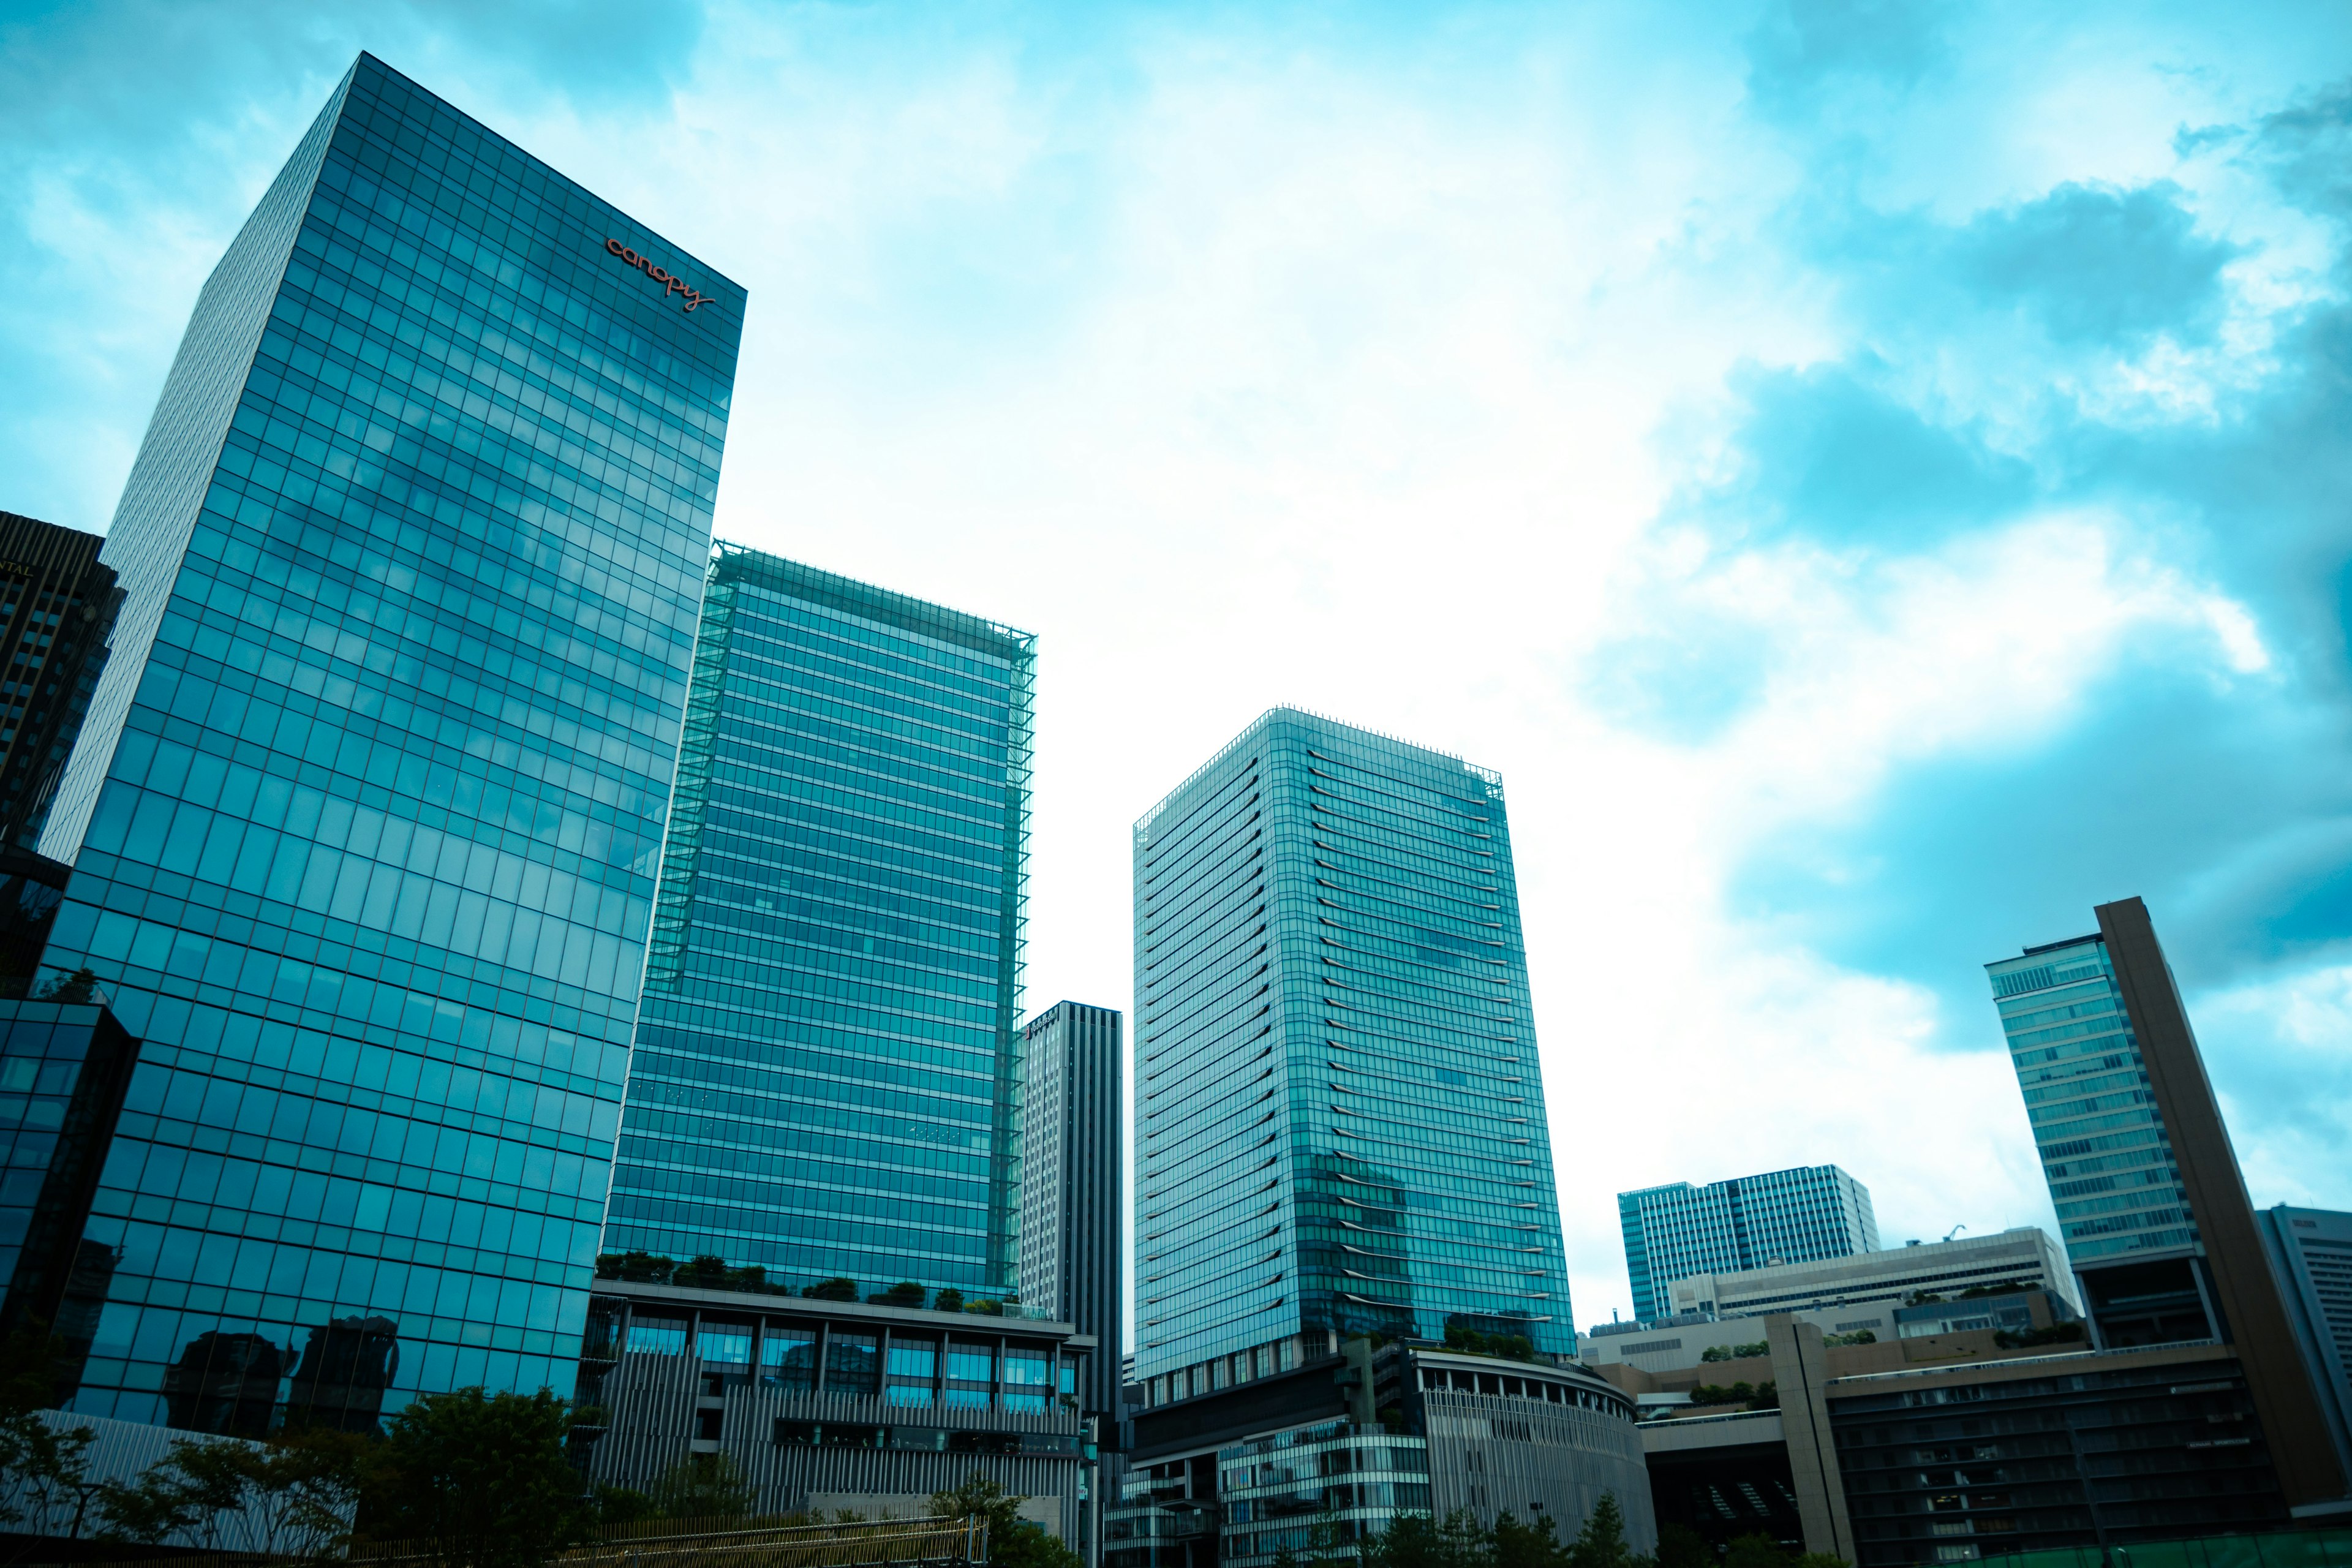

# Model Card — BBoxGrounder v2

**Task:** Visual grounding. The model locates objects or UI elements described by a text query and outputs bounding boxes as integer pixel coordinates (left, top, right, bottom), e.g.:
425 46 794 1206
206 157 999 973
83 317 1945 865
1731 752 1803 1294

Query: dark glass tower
601 546 1033 1302
0 512 120 853
1617 1164 1877 1322
1131 708 1574 1395
32 53 743 1430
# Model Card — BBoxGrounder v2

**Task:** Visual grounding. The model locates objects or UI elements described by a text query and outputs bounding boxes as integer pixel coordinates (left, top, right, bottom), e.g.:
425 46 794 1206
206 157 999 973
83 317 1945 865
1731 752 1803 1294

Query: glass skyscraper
1131 707 1573 1398
1986 933 2193 1272
600 546 1033 1302
1616 1164 1877 1323
31 53 742 1430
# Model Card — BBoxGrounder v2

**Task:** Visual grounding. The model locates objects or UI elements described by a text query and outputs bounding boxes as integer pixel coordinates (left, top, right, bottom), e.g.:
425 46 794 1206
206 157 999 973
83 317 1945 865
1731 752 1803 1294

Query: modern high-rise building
1986 899 2346 1510
1018 1000 1121 1424
1618 1165 1877 1323
29 53 742 1431
2258 1205 2352 1490
1131 707 1574 1395
601 546 1033 1305
0 513 121 852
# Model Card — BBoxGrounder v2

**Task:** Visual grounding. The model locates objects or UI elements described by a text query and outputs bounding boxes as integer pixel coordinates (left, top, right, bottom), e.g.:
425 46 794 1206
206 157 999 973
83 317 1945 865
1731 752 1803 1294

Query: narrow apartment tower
32 53 743 1431
1618 1164 1878 1323
602 546 1035 1306
1131 708 1574 1395
1986 898 2346 1510
0 513 121 851
1019 1001 1122 1411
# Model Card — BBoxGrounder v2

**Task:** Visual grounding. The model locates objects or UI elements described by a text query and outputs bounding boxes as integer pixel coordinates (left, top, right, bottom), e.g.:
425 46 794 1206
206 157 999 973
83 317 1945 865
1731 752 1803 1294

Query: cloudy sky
7 0 2352 1329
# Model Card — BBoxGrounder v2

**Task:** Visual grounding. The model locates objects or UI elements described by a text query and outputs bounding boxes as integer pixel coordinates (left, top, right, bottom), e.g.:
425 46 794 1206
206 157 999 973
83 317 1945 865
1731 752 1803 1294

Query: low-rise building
1660 1227 2077 1330
1109 1342 1653 1568
578 1278 1098 1542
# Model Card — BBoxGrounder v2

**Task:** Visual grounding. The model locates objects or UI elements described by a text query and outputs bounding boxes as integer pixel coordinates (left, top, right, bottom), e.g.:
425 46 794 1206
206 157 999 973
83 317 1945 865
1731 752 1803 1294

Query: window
828 1332 879 1397
700 1322 753 1365
1004 1348 1051 1411
889 1338 937 1408
763 1327 818 1392
627 1316 687 1356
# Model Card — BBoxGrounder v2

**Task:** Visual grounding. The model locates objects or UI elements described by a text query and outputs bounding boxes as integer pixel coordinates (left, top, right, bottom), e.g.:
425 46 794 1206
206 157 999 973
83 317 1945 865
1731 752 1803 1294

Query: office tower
30 53 742 1431
1019 1001 1122 1422
1131 707 1574 1393
0 997 139 1352
2258 1205 2352 1486
1986 899 2345 1509
602 547 1033 1304
1618 1165 1878 1323
0 514 121 852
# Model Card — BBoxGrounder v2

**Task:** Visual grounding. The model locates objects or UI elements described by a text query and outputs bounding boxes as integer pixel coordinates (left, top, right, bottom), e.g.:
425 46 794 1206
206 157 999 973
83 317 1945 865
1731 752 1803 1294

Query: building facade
1109 1344 1653 1568
1987 900 2345 1509
1652 1227 2076 1340
602 546 1033 1304
1131 708 1574 1395
1619 1167 1879 1324
1017 1001 1122 1428
2258 1205 2352 1489
578 1277 1093 1541
29 53 743 1430
0 514 121 853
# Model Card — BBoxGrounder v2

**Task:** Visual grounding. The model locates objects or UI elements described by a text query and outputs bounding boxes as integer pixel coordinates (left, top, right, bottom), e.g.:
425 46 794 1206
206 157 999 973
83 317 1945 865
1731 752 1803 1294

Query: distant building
578 1276 1092 1536
1619 1167 1877 1322
0 514 119 852
1019 1003 1122 1417
603 545 1035 1306
1986 900 2347 1511
2258 1204 2352 1489
1653 1227 2073 1336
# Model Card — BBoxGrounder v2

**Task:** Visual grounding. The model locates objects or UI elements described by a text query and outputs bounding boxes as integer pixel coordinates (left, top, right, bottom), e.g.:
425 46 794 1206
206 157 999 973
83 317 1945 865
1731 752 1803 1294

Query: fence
1982 1528 2352 1568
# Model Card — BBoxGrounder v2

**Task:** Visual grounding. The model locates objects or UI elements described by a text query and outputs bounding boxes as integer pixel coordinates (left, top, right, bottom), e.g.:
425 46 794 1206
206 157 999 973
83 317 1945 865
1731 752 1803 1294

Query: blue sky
6 0 2352 1325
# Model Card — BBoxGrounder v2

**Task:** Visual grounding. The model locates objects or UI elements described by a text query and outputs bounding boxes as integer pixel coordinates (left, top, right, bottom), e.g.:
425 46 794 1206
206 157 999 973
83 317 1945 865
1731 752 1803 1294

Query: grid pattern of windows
603 546 1032 1298
31 53 742 1433
1619 1165 1880 1322
1985 938 2197 1268
1016 1000 1121 1420
1132 708 1574 1378
0 515 121 853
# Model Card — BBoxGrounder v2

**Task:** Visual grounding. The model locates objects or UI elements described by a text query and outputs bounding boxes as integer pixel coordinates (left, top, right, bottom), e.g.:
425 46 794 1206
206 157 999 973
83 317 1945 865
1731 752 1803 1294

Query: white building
1660 1226 2076 1330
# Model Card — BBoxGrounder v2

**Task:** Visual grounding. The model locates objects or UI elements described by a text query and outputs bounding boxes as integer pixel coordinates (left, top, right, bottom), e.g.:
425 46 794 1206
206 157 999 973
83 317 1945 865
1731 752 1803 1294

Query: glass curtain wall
604 545 1033 1302
30 53 742 1429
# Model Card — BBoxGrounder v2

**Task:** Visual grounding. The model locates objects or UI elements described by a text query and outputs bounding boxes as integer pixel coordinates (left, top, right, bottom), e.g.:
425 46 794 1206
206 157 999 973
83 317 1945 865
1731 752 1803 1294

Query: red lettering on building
602 237 715 313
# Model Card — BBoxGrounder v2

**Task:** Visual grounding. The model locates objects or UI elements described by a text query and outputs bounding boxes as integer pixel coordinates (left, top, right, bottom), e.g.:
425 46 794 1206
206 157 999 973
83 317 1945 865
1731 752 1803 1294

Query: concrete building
578 1276 1095 1539
1107 1343 1653 1568
1019 1001 1122 1425
1656 1227 2076 1334
1630 1313 2299 1564
2258 1204 2352 1490
1621 1167 1878 1324
1582 1284 2078 1383
1987 900 2348 1512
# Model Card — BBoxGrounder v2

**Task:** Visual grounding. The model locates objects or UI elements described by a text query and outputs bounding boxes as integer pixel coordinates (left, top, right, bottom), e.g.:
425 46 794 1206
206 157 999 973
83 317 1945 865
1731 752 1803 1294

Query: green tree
871 1281 927 1308
1654 1524 1712 1568
930 1474 1081 1568
1723 1534 1792 1568
801 1278 858 1302
1493 1511 1569 1568
932 1287 965 1312
1362 1509 1491 1568
366 1387 591 1568
650 1452 753 1520
1567 1494 1638 1568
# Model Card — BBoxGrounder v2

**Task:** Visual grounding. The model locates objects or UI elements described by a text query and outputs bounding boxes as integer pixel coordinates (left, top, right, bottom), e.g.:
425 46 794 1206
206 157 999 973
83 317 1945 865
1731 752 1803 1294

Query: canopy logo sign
605 238 717 313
